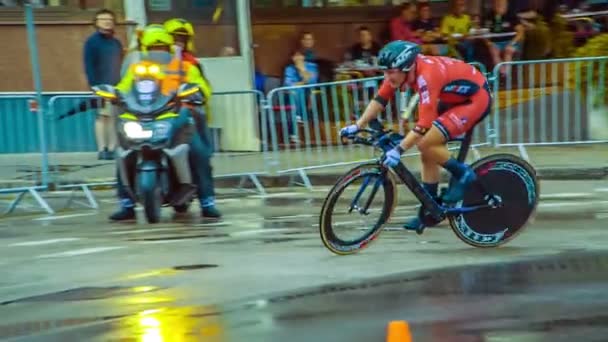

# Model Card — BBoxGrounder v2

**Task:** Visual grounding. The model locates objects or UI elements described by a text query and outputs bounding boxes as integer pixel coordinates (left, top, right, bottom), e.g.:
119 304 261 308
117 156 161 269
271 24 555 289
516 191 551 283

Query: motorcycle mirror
177 83 201 98
92 85 118 100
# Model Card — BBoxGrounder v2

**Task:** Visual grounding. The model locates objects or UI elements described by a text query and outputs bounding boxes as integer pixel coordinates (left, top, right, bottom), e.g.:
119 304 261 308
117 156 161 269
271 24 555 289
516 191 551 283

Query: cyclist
340 40 491 232
110 24 221 220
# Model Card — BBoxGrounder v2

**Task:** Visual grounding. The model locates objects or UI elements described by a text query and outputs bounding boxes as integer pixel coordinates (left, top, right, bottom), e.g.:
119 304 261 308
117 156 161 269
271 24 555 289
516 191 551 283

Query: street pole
25 3 50 188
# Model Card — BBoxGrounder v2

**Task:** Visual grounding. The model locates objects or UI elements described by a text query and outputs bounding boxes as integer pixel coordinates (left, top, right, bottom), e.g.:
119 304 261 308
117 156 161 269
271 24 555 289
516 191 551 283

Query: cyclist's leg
403 153 441 230
421 88 491 203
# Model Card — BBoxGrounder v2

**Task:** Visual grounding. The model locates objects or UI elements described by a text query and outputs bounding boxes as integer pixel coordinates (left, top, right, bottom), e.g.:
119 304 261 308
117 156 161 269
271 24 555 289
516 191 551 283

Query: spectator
83 9 123 160
440 0 473 61
345 26 381 64
283 50 319 143
390 3 422 43
299 31 317 62
413 3 446 55
483 0 525 76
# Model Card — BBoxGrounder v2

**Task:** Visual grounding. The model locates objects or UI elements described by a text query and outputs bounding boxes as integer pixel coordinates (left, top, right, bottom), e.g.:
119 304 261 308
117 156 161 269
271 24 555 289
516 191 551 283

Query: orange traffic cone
386 320 413 342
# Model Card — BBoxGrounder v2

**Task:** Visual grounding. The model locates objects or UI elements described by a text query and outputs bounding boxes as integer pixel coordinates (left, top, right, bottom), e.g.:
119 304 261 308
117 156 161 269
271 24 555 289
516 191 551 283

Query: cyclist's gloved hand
340 124 359 137
383 145 405 168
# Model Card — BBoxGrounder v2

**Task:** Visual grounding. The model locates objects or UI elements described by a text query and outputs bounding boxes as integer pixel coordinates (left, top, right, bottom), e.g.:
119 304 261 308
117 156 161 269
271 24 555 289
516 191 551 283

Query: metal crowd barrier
0 93 53 215
262 61 494 187
44 89 269 201
491 56 608 159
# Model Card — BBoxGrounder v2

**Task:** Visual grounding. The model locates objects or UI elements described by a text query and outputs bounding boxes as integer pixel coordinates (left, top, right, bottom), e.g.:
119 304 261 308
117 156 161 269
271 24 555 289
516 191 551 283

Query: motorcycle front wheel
138 171 162 224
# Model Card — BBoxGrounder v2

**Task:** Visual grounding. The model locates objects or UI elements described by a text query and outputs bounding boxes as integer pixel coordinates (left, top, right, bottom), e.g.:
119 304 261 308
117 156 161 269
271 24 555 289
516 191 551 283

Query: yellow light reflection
121 269 178 281
125 306 226 342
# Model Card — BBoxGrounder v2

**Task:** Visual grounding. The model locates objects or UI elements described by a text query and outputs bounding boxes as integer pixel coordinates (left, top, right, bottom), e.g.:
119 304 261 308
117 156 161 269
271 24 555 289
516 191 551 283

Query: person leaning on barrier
83 8 123 160
109 25 222 221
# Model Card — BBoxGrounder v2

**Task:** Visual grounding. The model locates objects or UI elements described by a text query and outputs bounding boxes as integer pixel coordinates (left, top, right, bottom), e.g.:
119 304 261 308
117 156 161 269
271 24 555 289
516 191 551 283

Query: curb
239 166 608 188
0 167 606 191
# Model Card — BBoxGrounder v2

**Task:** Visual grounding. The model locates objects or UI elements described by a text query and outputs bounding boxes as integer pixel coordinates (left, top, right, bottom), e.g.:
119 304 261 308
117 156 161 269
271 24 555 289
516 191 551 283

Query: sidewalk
0 144 606 190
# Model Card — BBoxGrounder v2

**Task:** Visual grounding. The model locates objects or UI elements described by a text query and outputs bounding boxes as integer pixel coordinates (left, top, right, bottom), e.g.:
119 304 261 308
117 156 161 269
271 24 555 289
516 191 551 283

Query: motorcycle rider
109 24 222 221
340 40 491 232
163 17 219 206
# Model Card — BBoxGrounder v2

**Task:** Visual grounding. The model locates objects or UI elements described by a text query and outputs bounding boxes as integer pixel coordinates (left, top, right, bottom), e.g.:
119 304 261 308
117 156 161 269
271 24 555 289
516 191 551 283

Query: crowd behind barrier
0 56 606 214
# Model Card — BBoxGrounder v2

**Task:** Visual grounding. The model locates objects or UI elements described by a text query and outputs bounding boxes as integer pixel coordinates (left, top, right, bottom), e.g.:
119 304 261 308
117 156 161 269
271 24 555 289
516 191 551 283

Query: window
145 0 241 57
253 0 447 7
0 0 65 6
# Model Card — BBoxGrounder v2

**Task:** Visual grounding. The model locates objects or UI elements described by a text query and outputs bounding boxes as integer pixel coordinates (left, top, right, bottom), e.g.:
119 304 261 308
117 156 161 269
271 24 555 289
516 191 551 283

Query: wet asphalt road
0 180 607 341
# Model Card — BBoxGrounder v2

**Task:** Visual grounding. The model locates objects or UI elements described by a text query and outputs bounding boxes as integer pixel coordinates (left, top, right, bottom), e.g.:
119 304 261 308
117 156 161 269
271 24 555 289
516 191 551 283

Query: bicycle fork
348 172 384 216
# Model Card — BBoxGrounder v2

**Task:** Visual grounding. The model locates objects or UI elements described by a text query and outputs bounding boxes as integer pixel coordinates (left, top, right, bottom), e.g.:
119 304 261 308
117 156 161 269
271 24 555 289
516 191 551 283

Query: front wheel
449 154 540 248
138 171 162 224
319 162 397 255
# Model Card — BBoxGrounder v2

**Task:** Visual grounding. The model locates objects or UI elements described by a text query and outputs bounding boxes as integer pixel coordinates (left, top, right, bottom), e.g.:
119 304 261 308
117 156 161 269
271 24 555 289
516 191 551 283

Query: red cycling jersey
376 55 491 139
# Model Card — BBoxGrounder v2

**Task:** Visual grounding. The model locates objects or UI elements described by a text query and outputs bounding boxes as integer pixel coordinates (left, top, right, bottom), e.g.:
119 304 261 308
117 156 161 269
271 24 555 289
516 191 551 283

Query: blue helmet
377 40 421 72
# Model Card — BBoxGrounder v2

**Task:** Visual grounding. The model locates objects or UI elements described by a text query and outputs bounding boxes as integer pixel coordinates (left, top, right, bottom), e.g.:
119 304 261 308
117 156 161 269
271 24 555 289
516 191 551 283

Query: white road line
268 214 314 220
8 238 82 247
540 192 596 199
215 198 243 204
36 246 125 259
251 192 307 199
230 228 297 237
539 201 608 208
33 212 97 221
108 228 179 235
595 188 608 193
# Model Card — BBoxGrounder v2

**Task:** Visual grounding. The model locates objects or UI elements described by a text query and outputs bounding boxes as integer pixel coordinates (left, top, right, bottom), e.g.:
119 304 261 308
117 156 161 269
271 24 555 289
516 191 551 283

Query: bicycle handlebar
343 128 389 147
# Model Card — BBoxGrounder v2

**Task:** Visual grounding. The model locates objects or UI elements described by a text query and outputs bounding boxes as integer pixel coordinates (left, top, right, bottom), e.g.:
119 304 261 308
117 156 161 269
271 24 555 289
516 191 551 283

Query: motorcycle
92 51 204 223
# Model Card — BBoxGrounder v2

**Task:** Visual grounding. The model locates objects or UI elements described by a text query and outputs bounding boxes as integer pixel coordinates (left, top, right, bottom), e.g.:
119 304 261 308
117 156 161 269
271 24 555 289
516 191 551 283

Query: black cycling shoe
109 207 136 221
201 206 222 219
403 216 427 235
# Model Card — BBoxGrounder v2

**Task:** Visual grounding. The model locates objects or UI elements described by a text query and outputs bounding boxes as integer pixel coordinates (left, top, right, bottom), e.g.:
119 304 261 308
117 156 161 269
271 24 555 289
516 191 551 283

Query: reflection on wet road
0 180 606 341
5 252 608 342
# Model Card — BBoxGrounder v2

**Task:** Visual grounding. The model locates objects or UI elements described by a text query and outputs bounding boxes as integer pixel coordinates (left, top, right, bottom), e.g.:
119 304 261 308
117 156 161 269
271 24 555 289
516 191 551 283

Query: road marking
9 238 81 247
251 192 306 199
595 188 608 192
539 200 608 208
32 212 97 221
540 192 596 200
108 228 179 235
230 228 296 237
36 246 125 259
268 214 314 220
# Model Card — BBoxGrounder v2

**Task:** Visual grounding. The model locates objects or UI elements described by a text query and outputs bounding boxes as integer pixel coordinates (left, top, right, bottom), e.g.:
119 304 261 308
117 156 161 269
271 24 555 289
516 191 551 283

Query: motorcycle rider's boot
109 207 135 221
201 206 222 219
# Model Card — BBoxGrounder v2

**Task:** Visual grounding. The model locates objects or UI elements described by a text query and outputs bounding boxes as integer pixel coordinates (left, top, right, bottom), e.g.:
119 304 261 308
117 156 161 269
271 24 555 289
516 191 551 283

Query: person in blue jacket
83 8 123 160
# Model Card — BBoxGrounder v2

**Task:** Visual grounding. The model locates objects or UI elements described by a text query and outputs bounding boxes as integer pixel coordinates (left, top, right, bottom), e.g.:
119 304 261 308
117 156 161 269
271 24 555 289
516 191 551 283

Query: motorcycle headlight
123 121 153 140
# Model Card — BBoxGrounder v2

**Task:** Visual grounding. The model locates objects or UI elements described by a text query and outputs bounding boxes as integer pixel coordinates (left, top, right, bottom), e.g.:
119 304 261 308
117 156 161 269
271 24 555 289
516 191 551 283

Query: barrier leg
288 169 313 190
64 185 99 210
4 191 27 215
235 174 267 196
3 188 54 215
248 174 267 196
28 188 54 215
471 146 481 161
517 144 530 162
81 185 99 209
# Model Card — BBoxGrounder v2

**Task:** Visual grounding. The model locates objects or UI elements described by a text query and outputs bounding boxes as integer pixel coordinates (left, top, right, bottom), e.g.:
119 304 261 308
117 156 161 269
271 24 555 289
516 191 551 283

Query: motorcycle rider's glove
383 145 405 168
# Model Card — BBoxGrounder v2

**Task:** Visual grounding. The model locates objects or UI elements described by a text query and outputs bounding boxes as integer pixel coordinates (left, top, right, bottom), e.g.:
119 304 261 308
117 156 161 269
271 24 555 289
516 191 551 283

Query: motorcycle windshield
119 51 176 115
